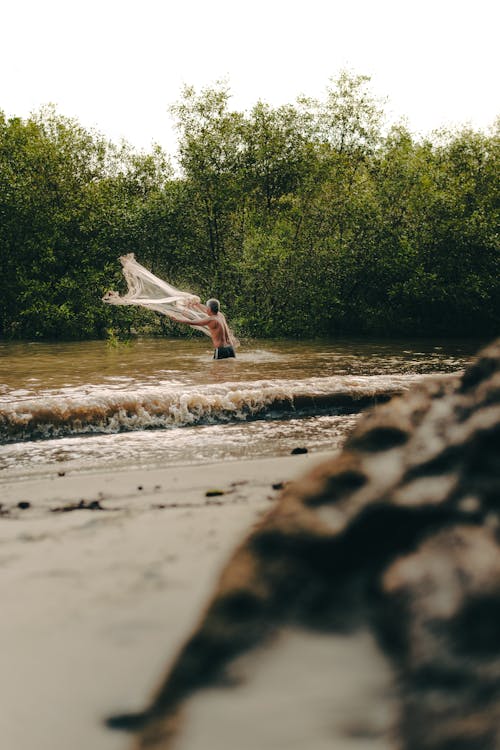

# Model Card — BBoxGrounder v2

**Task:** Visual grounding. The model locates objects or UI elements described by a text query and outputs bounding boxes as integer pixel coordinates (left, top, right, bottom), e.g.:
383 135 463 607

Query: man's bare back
202 314 231 348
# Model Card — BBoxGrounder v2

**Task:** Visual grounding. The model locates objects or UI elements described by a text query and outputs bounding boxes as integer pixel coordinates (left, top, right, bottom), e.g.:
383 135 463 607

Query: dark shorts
214 346 236 360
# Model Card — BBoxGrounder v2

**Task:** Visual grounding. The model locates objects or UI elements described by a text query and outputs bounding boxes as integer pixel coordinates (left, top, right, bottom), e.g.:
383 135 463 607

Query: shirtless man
171 298 237 360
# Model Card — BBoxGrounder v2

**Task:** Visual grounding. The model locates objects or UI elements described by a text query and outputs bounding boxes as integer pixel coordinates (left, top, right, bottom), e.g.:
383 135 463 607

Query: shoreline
0 450 333 509
0 450 336 750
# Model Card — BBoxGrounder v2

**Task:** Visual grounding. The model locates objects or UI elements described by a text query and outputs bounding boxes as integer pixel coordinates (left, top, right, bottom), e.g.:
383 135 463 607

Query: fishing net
103 254 238 346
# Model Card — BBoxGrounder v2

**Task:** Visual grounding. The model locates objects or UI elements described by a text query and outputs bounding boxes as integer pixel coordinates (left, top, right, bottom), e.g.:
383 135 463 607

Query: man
171 298 237 360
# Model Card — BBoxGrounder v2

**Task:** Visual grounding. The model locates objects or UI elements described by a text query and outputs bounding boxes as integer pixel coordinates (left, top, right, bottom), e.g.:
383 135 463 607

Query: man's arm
184 299 209 314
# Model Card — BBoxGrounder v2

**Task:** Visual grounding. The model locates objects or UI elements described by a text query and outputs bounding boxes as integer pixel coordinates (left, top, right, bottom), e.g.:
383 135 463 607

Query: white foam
0 374 427 442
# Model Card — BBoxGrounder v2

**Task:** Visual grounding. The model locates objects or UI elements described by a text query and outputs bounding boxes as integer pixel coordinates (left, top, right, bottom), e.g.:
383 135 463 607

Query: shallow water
0 336 479 479
0 337 474 397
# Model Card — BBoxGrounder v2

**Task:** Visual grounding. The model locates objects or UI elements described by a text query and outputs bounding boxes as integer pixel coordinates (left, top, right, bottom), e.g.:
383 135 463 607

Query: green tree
170 82 245 272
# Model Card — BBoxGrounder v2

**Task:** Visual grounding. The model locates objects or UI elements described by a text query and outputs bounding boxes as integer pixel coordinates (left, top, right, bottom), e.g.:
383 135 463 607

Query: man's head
206 298 220 315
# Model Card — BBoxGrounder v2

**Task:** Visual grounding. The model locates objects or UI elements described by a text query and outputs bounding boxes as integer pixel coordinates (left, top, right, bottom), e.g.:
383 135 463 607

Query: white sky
2 0 499 154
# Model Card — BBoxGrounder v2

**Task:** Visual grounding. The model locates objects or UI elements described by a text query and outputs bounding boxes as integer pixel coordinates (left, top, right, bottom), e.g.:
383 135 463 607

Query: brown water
0 337 479 479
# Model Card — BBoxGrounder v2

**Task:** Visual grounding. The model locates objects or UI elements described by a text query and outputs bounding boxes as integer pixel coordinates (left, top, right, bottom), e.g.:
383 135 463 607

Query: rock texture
109 339 500 750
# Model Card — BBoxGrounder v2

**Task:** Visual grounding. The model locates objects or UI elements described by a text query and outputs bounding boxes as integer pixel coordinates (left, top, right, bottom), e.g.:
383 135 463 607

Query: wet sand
0 451 334 750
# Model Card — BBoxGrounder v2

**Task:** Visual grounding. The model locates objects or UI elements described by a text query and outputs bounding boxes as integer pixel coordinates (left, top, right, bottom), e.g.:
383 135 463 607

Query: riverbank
0 450 333 750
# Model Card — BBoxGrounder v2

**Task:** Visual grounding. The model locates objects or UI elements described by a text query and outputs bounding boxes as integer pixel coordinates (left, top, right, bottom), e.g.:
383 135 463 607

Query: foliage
0 74 498 341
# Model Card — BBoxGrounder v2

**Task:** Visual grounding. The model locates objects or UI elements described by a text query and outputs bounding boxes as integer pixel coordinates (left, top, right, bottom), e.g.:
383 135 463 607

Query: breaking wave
0 374 434 444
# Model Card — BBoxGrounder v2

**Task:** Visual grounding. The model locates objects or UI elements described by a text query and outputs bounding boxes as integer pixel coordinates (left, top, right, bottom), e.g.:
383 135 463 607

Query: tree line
0 72 498 340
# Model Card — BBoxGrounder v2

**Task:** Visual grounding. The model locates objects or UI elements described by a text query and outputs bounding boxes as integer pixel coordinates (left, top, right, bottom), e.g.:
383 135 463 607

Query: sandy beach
0 450 335 750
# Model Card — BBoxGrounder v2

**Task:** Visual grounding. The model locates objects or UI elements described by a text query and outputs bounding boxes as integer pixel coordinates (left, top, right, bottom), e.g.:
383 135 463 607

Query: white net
102 254 237 346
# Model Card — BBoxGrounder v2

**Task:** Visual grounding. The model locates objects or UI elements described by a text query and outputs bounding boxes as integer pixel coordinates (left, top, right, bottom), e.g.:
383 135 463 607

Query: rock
290 446 308 455
108 339 500 750
17 501 31 510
